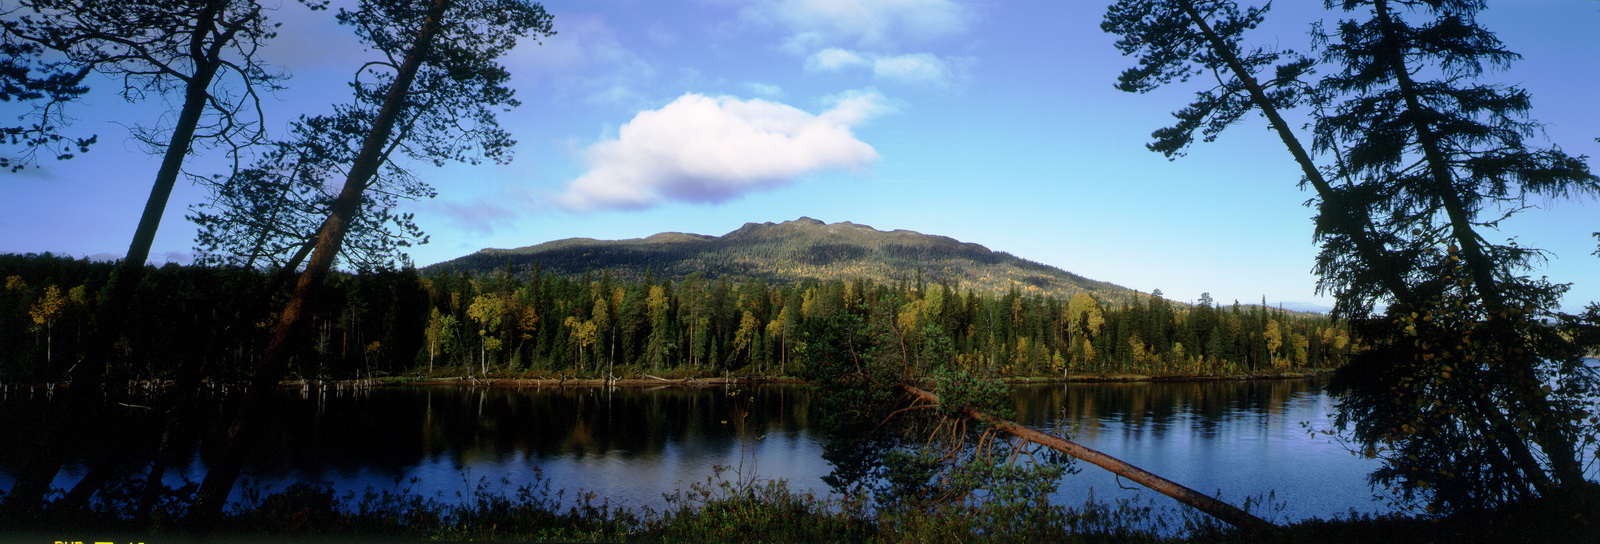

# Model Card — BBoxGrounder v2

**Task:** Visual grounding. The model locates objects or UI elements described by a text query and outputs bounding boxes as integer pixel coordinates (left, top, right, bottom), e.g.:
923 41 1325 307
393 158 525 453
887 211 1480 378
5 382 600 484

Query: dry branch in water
900 383 1275 532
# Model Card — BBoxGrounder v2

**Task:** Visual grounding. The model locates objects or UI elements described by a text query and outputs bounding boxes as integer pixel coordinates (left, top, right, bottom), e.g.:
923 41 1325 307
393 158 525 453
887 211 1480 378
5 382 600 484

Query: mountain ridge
426 217 1139 302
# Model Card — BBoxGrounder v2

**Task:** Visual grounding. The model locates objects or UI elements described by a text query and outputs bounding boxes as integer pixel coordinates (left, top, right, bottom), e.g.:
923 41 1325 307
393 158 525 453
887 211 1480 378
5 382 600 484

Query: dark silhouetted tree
187 0 553 524
0 0 283 513
1313 0 1597 510
1105 0 1600 512
188 112 434 273
0 33 93 171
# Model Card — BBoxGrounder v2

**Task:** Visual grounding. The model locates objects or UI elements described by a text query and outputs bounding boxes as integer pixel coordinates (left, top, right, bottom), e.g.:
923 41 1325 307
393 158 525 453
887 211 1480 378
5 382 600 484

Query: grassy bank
4 474 1596 543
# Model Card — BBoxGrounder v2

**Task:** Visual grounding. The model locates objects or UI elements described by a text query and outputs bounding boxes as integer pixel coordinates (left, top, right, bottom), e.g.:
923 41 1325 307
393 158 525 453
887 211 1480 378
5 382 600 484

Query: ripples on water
0 378 1388 522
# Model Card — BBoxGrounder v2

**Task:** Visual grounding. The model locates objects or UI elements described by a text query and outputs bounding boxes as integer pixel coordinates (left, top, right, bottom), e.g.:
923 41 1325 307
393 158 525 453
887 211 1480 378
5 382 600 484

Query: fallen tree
900 383 1275 532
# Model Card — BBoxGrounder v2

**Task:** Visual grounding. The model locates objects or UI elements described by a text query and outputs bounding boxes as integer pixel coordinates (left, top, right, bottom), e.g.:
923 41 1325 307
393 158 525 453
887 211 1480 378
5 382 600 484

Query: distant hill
426 217 1140 302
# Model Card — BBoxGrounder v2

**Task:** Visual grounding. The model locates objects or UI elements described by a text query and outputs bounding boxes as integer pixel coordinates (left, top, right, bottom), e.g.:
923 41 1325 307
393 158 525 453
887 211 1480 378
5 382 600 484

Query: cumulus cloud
555 91 892 211
747 0 969 50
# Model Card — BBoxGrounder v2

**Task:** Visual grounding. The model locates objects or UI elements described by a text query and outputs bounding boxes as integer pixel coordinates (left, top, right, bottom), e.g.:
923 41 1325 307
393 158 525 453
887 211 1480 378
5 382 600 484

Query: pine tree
1106 0 1600 511
188 0 553 523
1315 0 1597 509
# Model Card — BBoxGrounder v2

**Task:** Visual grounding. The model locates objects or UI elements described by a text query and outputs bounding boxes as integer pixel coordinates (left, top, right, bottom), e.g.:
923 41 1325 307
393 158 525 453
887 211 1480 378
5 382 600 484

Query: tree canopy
1105 0 1600 513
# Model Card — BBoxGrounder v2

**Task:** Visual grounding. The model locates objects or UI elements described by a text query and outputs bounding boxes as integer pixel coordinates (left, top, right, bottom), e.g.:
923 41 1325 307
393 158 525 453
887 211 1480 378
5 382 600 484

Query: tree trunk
901 384 1275 532
1367 0 1581 491
185 0 452 526
1175 0 1414 305
0 0 234 514
1170 0 1568 504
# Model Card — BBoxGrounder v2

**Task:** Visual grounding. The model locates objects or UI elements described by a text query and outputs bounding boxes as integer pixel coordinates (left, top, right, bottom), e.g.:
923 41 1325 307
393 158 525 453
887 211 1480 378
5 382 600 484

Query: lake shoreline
0 369 1335 395
302 369 1335 389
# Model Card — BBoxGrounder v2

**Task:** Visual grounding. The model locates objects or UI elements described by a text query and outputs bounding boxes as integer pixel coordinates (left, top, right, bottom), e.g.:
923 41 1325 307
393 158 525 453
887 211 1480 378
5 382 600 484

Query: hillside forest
0 253 1350 384
10 0 1600 531
426 217 1143 305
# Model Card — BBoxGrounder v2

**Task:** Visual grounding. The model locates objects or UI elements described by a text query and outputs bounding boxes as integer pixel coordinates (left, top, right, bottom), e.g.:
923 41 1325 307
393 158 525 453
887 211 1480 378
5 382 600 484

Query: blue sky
3 0 1596 311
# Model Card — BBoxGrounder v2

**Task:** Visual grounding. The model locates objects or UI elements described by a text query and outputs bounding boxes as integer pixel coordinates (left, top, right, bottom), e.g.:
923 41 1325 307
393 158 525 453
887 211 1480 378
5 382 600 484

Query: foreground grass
2 476 1597 543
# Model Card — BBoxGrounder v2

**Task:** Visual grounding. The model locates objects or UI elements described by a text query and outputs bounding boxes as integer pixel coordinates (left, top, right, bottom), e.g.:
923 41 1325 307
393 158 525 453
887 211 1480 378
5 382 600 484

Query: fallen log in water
900 384 1275 532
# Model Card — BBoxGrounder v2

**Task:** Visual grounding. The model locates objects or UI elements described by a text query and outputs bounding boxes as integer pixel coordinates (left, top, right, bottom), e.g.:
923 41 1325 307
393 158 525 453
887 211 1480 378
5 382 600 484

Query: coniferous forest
0 252 1350 384
4 0 1600 540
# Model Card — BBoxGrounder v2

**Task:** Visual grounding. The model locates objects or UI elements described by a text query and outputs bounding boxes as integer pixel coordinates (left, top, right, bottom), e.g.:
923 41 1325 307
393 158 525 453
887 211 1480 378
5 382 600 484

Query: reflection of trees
224 385 815 479
1012 379 1319 441
0 395 163 480
0 381 1314 487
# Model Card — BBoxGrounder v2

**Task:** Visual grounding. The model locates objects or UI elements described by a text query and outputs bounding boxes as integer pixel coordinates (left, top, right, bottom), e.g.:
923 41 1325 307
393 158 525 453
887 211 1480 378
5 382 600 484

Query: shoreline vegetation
355 369 1332 388
2 459 1595 544
0 369 1334 394
3 256 1593 542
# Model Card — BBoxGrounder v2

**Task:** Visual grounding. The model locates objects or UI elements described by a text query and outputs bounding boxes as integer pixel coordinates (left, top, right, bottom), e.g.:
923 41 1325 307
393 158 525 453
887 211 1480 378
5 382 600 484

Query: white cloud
805 49 959 87
259 1 366 70
555 91 892 211
871 53 953 85
805 47 871 72
747 0 969 50
767 1 972 89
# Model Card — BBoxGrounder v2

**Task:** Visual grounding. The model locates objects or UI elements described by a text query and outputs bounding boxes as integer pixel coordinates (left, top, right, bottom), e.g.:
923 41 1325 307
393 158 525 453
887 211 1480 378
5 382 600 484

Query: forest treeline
0 252 1350 383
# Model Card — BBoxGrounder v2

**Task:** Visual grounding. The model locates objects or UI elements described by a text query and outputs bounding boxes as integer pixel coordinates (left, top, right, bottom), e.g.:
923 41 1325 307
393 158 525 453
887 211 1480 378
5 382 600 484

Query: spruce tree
1314 0 1598 510
1105 0 1600 512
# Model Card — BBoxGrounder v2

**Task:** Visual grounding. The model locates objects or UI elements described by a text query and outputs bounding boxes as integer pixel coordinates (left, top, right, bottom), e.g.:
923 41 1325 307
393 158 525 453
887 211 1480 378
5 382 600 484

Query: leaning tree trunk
185 0 451 526
1367 0 1581 490
0 0 237 514
902 384 1276 533
1174 0 1413 305
1180 0 1559 496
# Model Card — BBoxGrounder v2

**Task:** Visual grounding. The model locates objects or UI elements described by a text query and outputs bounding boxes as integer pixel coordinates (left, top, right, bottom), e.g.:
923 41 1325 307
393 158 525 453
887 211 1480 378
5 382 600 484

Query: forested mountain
427 217 1138 303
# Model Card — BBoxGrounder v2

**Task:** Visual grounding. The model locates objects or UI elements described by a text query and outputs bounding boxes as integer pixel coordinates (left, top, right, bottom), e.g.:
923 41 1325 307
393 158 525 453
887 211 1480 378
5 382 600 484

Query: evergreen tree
0 35 93 171
187 0 553 523
1 0 284 514
1314 0 1597 510
1105 0 1600 511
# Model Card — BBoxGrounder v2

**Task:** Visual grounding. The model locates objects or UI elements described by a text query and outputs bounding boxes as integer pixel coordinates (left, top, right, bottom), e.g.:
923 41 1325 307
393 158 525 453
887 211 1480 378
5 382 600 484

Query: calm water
0 378 1387 522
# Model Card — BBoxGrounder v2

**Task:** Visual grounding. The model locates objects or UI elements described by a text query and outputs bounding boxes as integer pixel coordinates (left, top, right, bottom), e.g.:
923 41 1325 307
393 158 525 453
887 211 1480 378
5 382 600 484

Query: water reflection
1015 379 1325 439
1013 380 1376 522
227 384 830 506
0 379 1383 520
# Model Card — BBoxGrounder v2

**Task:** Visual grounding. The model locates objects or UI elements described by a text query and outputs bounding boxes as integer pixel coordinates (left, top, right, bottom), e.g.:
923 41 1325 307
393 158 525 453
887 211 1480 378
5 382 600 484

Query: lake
0 377 1388 523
